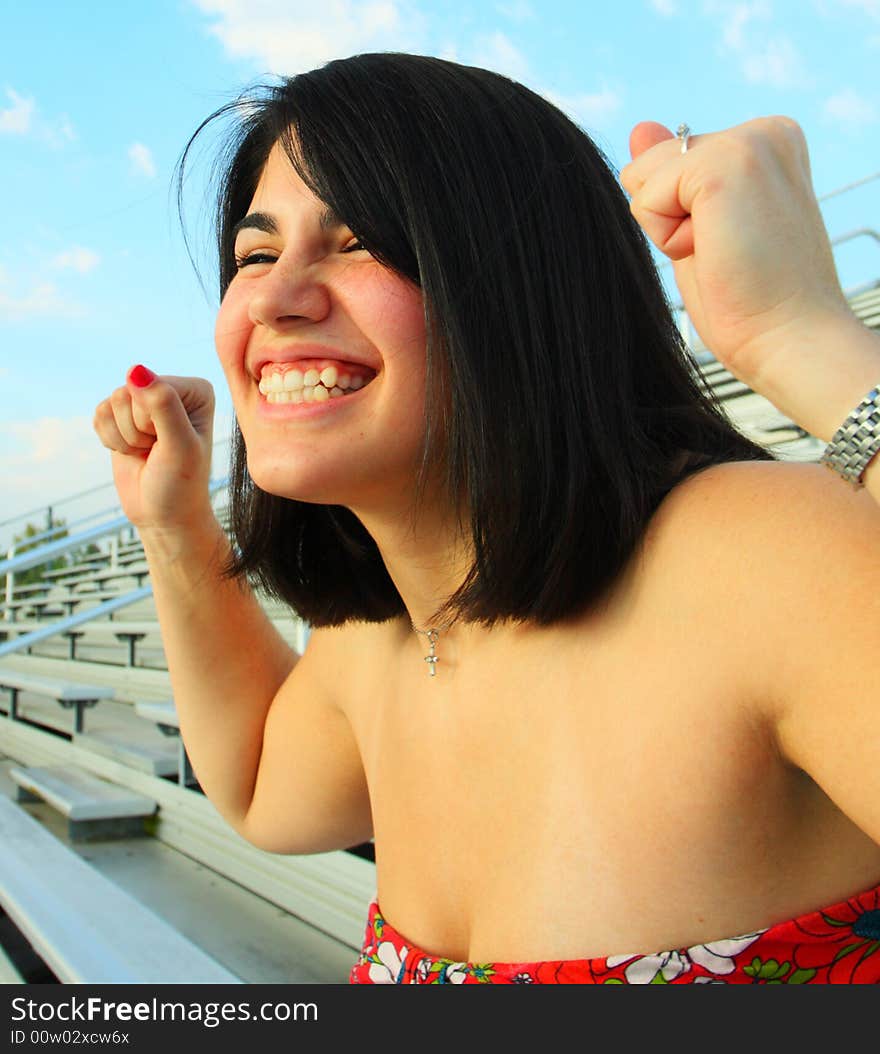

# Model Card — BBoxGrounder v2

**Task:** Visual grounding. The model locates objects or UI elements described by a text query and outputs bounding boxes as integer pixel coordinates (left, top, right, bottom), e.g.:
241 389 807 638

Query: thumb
126 365 215 447
629 120 675 162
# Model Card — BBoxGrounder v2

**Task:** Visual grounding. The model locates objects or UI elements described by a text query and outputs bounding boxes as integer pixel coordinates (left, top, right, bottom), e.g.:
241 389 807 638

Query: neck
349 485 471 632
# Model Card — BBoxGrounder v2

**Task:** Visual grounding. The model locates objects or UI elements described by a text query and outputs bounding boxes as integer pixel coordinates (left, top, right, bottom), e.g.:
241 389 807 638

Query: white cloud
0 88 75 146
715 0 768 49
649 0 679 13
470 31 531 80
496 0 535 19
542 85 623 128
741 35 806 86
837 0 880 17
1 407 237 544
51 247 100 275
467 29 620 129
822 87 877 128
705 0 808 86
0 88 35 134
0 417 114 530
47 115 76 146
0 277 84 320
192 0 425 74
128 142 157 178
831 0 880 40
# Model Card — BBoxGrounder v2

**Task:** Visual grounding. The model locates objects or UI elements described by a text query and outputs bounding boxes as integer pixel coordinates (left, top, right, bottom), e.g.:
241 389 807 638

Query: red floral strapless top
350 880 880 984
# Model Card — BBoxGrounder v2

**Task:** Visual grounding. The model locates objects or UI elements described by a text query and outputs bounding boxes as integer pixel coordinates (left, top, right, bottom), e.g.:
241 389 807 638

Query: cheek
214 286 251 372
383 282 425 338
370 283 427 371
340 266 425 346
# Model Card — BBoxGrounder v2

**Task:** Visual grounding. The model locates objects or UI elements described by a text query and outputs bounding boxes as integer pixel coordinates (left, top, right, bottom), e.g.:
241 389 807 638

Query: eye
340 237 370 254
234 251 278 270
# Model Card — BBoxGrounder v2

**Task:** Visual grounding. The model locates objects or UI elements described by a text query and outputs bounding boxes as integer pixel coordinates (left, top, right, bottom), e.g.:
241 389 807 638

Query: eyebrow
230 206 342 242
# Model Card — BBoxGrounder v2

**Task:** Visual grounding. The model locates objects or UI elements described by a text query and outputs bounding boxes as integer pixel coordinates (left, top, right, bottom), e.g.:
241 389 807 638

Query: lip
249 343 381 381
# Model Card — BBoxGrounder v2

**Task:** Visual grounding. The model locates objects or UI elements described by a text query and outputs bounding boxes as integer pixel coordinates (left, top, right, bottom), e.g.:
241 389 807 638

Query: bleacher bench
39 561 108 583
61 563 150 591
74 730 181 781
0 598 63 621
0 792 242 983
0 669 113 733
10 764 157 841
63 620 159 666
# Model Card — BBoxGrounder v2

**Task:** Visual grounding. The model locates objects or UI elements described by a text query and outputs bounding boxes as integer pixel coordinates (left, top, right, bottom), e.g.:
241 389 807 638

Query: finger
157 374 216 439
108 385 157 449
125 366 214 453
630 206 694 261
628 120 676 161
620 124 702 197
93 397 154 457
628 161 695 261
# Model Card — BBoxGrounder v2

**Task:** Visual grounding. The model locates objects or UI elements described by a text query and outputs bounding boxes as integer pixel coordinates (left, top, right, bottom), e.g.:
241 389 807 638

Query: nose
246 254 332 330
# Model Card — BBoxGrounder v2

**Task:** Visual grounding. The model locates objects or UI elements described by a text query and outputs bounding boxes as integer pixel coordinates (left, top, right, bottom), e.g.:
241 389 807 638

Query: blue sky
1 0 878 540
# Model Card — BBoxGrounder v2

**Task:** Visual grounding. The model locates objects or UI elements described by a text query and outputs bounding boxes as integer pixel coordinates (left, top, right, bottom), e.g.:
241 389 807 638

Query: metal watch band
820 383 880 486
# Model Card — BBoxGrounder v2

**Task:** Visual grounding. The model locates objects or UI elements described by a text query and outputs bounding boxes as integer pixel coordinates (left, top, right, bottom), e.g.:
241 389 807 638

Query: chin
244 458 343 506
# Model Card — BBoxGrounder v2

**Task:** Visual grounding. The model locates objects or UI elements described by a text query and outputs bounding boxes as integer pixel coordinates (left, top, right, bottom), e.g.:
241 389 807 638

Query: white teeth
261 364 374 403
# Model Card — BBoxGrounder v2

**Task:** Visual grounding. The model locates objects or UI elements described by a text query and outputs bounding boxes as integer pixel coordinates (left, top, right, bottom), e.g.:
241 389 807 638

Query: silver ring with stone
675 122 691 153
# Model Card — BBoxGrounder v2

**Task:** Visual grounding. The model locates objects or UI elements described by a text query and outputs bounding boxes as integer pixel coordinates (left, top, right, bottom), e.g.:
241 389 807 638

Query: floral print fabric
349 880 880 984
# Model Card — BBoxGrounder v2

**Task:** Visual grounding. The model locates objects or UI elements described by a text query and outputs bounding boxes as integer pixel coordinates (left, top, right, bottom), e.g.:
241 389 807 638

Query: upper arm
238 622 373 855
711 461 880 845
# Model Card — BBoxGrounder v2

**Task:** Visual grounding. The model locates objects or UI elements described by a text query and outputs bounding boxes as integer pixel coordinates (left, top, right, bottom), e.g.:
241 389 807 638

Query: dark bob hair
177 51 774 629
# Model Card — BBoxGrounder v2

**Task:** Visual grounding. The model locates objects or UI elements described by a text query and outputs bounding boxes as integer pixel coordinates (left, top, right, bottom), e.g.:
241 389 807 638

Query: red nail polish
129 364 156 388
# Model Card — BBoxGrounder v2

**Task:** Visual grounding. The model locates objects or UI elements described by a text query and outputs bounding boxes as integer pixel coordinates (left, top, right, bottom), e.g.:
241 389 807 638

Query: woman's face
215 140 428 509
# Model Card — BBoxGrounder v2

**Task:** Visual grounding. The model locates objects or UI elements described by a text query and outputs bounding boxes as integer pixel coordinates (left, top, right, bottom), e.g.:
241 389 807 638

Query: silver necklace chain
411 618 454 678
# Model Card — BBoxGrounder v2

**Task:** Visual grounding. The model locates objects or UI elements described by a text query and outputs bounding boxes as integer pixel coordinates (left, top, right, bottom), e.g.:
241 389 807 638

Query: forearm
748 312 880 506
139 515 297 823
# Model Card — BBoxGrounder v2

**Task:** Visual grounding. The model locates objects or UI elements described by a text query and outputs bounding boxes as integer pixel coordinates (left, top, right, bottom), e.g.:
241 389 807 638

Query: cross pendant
423 629 440 677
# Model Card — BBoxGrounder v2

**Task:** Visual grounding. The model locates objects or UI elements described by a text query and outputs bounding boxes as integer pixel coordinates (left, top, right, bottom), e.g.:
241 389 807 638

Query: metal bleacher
685 281 880 463
0 487 374 984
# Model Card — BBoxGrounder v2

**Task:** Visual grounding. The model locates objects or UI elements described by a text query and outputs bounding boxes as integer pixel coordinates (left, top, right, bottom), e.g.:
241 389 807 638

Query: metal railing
0 480 123 541
0 586 155 660
0 478 229 652
0 436 232 555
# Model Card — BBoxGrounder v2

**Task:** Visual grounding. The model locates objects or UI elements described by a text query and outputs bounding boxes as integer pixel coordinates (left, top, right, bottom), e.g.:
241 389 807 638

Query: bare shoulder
645 456 880 650
651 458 880 844
296 613 405 710
648 457 880 567
655 454 877 516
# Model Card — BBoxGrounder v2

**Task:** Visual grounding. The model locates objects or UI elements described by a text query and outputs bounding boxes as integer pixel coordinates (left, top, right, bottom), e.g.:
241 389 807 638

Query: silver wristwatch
820 384 880 486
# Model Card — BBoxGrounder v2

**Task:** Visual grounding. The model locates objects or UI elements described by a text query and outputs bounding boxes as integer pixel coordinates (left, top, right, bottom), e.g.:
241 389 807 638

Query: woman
94 53 880 984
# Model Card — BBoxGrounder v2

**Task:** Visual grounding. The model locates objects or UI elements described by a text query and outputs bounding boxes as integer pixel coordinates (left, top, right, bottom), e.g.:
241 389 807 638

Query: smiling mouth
258 360 377 404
